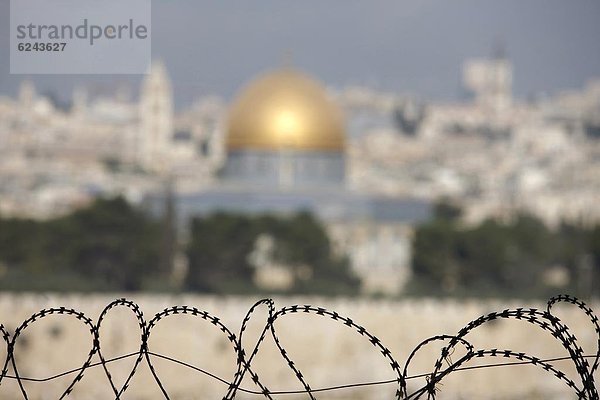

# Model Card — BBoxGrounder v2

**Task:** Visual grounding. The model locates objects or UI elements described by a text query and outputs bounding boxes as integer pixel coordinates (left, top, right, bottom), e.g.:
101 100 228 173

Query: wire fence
0 294 598 399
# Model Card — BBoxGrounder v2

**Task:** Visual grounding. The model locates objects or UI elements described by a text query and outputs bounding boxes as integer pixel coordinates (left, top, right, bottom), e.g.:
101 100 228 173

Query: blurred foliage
0 197 163 291
186 212 360 295
0 198 358 295
409 201 600 298
1 196 598 298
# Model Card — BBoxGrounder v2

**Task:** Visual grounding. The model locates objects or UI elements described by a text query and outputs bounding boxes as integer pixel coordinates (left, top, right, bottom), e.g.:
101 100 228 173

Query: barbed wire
0 294 597 399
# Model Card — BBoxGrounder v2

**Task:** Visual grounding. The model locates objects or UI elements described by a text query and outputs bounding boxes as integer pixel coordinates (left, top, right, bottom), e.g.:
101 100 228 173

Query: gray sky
1 0 599 108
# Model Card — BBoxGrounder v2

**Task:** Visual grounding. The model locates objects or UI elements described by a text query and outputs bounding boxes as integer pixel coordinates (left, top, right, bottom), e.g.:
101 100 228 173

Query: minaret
139 61 174 173
489 40 512 112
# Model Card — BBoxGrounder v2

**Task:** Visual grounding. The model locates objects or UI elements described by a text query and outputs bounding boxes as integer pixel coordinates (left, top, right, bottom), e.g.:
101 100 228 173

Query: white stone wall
0 294 595 399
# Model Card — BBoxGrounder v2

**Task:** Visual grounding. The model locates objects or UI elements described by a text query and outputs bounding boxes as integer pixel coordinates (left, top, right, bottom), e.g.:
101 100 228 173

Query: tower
463 48 513 112
139 61 174 173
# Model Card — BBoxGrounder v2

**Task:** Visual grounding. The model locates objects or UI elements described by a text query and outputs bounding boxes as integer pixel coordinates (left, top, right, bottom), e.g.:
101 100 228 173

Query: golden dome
226 68 345 152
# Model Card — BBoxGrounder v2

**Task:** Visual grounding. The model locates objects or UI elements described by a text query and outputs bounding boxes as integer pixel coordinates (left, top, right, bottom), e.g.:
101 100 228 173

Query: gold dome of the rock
226 68 345 152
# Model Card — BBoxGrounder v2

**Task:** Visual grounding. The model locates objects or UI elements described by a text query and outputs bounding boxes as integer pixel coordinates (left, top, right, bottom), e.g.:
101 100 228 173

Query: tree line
0 197 597 298
0 197 358 295
409 202 600 298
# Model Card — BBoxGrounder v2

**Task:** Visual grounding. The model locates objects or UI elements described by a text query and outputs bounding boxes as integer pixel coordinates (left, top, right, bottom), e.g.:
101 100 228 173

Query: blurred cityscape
1 2 600 397
0 50 599 297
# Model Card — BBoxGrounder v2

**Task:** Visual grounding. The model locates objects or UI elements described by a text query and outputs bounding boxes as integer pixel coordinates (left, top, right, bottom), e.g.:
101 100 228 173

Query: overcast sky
1 0 599 108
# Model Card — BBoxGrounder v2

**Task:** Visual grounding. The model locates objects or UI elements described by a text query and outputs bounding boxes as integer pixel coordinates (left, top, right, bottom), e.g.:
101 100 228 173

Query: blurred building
150 67 427 295
138 61 174 173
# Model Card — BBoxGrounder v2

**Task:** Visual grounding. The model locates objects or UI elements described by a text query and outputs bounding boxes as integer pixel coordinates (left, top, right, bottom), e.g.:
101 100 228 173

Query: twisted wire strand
0 294 597 399
2 351 598 392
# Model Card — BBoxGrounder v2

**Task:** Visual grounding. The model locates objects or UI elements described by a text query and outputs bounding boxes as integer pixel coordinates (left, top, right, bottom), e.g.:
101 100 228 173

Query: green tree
271 212 359 295
409 201 599 298
68 197 162 290
412 219 460 293
433 199 463 222
186 212 359 295
0 197 163 291
186 213 257 293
